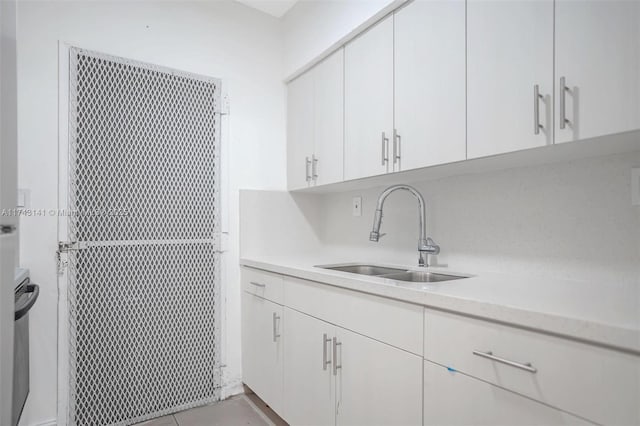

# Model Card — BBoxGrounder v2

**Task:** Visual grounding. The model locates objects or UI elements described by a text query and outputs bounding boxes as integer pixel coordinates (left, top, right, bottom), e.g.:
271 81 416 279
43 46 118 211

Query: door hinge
215 91 230 115
56 241 87 274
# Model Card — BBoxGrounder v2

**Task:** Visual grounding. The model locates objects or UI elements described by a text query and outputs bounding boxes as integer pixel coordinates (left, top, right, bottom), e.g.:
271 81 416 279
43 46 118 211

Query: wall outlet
632 168 640 206
352 196 362 217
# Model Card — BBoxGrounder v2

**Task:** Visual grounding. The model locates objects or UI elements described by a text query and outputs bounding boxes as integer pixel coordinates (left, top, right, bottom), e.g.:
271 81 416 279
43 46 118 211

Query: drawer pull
472 350 537 373
249 281 266 288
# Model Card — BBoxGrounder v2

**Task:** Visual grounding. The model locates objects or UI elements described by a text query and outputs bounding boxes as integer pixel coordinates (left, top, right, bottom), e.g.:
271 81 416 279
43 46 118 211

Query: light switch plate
632 168 640 206
17 189 30 208
352 196 362 217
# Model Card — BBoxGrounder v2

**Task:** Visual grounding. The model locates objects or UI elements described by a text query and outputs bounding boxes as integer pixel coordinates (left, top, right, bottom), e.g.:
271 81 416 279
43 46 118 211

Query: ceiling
236 0 299 18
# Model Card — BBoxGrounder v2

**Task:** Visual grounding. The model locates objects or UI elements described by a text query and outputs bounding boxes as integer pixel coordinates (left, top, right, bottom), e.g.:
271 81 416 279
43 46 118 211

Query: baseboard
28 420 56 426
221 379 244 400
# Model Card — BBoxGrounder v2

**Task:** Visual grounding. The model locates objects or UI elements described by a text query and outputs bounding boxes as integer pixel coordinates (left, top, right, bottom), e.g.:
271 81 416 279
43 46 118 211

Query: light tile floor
136 393 287 426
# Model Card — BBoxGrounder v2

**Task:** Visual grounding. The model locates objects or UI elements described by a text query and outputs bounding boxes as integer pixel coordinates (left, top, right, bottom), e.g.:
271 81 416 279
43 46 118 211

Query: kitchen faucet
369 184 440 267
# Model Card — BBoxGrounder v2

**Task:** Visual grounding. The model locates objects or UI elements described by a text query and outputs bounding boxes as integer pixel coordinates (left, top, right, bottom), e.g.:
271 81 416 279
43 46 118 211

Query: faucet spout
369 184 440 267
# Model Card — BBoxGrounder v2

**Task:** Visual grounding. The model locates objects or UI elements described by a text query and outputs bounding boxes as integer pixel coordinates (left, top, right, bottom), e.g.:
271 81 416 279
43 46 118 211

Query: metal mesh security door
65 48 222 426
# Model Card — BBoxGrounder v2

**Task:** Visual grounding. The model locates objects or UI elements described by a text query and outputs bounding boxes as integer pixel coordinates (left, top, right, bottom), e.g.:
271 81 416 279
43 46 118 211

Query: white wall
240 151 640 286
17 1 286 424
316 151 640 285
282 0 395 77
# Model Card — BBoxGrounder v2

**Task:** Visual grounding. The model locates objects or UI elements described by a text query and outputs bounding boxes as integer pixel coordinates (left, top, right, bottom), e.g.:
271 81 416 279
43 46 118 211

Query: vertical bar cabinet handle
332 337 342 376
534 84 543 135
392 129 397 165
559 76 568 130
272 312 281 342
381 132 389 166
305 157 311 182
394 129 401 163
312 154 318 180
322 333 332 370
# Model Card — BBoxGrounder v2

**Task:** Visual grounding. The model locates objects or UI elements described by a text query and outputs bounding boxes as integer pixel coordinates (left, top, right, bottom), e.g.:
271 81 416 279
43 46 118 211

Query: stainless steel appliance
12 269 38 426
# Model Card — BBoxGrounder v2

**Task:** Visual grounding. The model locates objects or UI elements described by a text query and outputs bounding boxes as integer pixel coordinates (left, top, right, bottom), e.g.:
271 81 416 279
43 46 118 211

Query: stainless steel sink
320 264 406 276
317 264 467 283
380 271 466 283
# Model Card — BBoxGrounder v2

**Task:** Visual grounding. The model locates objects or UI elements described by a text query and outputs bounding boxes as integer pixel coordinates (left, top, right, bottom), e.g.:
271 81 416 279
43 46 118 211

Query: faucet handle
419 237 440 255
369 232 387 242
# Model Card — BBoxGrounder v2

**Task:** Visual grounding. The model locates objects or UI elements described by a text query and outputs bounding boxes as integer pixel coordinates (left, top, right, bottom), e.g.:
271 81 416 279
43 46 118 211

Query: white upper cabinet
467 0 554 159
287 71 314 190
313 49 344 186
344 15 394 180
288 0 637 188
394 0 466 172
555 0 640 143
287 49 344 189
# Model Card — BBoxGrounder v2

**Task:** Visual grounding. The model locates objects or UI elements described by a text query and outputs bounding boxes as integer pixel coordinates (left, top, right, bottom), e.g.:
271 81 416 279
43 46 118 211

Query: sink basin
381 271 466 283
320 264 406 276
317 264 467 284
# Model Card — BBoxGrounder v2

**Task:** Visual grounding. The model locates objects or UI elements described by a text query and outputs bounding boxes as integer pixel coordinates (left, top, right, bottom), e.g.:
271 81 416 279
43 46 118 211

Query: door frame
56 40 71 426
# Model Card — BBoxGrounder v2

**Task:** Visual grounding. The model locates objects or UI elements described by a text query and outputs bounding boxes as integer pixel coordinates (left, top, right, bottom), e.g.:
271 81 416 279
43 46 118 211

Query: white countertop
240 255 640 354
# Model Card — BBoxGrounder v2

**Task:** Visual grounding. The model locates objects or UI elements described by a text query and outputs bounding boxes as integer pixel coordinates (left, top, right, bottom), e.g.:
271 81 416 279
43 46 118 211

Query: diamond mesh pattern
70 50 218 241
67 48 221 426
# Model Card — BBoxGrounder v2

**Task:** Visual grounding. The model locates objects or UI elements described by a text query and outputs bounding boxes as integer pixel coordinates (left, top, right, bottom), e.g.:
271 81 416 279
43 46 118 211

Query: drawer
424 360 593 425
284 276 423 355
242 267 284 304
424 309 640 426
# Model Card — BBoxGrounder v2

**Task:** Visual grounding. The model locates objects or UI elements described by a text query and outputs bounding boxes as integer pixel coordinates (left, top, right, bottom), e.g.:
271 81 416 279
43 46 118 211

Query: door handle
381 132 389 166
272 312 281 342
312 154 318 180
322 333 332 370
559 76 570 130
1 225 16 234
305 157 311 182
393 128 401 167
15 283 40 321
332 337 342 376
533 84 544 135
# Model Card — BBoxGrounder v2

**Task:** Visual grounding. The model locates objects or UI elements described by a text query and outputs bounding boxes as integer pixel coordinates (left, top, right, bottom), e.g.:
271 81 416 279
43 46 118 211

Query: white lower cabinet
242 268 637 426
334 327 423 426
283 306 422 426
424 309 640 425
423 361 592 426
241 291 284 416
283 308 336 426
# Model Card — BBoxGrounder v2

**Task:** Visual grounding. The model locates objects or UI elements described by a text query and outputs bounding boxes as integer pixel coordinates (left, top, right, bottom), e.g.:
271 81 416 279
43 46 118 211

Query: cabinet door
555 1 640 143
423 361 593 426
467 0 553 158
344 15 394 180
283 308 335 426
313 48 344 186
394 0 466 171
241 292 284 416
335 327 422 426
287 71 314 190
